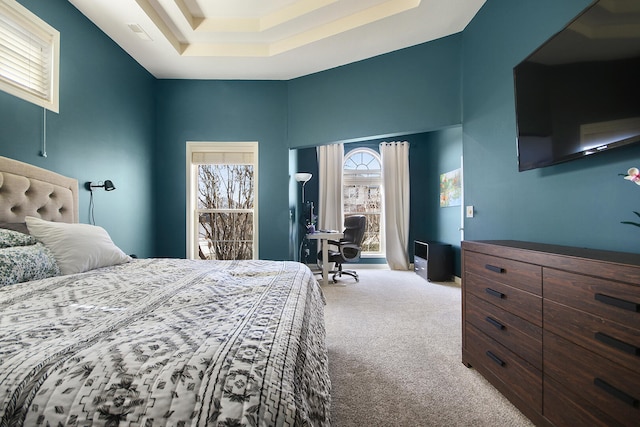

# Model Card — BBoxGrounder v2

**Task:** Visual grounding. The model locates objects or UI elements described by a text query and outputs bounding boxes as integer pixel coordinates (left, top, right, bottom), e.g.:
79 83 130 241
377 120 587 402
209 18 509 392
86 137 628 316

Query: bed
0 156 331 426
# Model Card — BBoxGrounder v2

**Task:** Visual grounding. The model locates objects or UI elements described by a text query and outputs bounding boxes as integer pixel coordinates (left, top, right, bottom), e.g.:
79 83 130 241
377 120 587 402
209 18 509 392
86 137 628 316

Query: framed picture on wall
440 168 461 207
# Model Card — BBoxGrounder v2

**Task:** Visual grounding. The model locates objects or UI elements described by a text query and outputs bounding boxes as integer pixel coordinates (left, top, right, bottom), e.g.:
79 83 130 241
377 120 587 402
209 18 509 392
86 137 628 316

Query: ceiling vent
127 23 152 41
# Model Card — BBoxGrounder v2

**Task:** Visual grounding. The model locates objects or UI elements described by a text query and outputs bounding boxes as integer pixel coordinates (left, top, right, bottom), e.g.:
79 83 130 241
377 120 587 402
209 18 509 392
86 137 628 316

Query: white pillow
25 216 131 275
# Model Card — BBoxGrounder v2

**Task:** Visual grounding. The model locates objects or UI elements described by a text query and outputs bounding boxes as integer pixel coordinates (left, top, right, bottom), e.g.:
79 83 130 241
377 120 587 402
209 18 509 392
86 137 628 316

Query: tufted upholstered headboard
0 156 78 224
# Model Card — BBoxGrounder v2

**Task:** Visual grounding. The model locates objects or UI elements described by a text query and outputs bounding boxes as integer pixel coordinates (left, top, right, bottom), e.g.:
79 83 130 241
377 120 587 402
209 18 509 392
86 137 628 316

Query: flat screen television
514 0 640 171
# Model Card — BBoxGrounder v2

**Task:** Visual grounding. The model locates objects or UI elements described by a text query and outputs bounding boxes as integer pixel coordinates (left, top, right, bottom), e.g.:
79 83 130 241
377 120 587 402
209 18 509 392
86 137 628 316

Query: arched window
343 148 384 255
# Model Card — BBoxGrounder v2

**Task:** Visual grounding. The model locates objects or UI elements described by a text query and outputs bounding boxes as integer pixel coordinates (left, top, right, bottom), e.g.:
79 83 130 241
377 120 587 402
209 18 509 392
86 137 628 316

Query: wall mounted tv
514 0 640 172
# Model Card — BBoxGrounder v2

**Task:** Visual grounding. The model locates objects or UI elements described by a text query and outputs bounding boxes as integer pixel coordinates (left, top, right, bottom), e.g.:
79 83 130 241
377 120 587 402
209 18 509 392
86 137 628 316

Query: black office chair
318 215 366 283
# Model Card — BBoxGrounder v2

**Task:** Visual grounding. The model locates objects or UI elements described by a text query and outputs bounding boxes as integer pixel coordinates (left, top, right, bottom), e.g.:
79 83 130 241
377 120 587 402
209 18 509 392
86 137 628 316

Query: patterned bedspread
0 259 331 426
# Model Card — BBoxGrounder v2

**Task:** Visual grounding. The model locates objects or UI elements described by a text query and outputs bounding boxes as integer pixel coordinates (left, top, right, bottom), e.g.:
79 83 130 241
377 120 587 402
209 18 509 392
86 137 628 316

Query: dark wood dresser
461 240 640 427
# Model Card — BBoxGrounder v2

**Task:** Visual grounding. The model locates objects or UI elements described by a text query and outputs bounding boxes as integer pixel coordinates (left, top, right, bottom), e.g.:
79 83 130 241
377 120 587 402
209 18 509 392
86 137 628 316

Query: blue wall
409 127 463 274
295 127 463 274
287 0 640 265
287 34 465 272
287 34 462 148
151 32 462 261
4 0 639 264
154 80 289 259
0 0 156 258
461 0 640 253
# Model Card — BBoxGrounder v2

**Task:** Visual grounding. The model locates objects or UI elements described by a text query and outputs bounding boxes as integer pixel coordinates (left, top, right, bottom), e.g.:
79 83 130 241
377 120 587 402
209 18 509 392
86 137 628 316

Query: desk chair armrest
340 243 361 262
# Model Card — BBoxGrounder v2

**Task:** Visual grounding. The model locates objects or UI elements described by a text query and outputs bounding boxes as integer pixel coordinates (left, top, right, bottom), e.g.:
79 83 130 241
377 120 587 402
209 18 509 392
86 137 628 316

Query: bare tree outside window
197 164 254 260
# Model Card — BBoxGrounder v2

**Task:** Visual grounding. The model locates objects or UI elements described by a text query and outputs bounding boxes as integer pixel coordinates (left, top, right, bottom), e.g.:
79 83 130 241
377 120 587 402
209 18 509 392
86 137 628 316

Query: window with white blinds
191 151 254 165
0 0 59 112
186 142 259 260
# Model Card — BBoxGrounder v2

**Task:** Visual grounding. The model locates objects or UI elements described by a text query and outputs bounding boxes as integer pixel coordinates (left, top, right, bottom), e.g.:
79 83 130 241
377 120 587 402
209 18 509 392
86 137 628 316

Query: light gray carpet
321 269 535 427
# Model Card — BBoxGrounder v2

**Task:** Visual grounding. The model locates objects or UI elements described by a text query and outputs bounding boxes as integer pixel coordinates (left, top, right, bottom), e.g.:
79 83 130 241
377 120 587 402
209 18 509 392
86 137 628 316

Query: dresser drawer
465 272 542 326
544 299 640 374
466 293 542 369
544 375 624 427
544 268 640 330
544 331 640 427
465 251 541 295
466 324 542 412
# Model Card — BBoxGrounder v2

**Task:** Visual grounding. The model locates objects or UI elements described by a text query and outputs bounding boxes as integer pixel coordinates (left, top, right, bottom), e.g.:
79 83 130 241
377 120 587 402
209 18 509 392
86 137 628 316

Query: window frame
0 0 59 112
343 147 385 257
186 141 259 260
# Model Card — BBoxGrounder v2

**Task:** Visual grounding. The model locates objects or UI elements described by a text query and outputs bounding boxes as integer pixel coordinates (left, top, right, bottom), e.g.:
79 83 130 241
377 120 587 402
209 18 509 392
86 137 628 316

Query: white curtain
380 141 410 270
317 143 344 231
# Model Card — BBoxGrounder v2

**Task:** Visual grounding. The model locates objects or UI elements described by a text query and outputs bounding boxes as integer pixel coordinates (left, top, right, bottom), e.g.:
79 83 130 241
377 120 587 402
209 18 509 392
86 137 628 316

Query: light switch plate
466 206 474 218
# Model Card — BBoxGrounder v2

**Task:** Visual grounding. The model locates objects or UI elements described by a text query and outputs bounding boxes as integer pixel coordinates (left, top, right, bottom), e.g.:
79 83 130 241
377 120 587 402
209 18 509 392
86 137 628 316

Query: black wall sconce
85 180 116 191
85 180 116 225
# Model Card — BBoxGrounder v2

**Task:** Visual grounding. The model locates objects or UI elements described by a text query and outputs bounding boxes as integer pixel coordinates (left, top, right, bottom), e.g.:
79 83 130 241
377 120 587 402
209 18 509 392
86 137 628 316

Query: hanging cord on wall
41 108 47 157
88 190 95 225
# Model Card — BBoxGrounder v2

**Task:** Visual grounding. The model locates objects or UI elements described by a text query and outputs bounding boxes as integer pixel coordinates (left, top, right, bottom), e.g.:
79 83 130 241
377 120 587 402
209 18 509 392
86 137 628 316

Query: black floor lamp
295 172 313 262
294 172 312 203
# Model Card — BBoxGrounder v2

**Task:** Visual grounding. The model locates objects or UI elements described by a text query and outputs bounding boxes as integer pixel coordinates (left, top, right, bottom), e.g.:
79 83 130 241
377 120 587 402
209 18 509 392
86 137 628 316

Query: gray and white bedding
0 258 331 426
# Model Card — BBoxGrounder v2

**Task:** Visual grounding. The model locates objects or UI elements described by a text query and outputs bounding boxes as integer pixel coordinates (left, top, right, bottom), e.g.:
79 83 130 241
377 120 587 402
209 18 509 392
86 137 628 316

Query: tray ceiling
69 0 486 79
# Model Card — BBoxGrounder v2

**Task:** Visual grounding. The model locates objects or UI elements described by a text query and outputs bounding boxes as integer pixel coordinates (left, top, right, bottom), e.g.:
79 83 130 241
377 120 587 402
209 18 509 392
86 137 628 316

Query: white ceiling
68 0 486 80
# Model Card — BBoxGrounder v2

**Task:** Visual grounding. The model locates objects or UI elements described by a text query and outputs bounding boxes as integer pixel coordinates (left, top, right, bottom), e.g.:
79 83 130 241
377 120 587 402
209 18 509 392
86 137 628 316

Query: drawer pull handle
485 288 505 299
594 332 640 356
485 264 505 274
486 351 505 367
594 293 639 313
594 378 639 408
486 316 505 330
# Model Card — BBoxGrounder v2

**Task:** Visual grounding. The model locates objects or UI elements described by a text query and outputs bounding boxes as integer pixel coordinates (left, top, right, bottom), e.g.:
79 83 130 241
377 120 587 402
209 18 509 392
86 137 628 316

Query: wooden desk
306 231 343 286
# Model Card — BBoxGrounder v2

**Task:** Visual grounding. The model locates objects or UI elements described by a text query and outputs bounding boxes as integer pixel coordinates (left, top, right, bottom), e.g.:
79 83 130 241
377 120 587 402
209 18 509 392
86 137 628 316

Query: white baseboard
306 262 461 283
305 262 389 271
351 263 389 269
